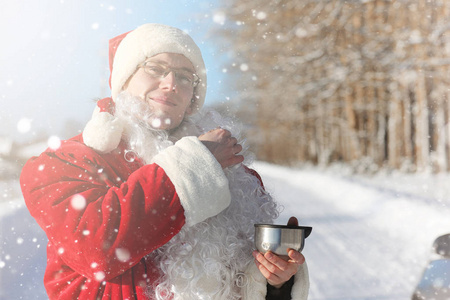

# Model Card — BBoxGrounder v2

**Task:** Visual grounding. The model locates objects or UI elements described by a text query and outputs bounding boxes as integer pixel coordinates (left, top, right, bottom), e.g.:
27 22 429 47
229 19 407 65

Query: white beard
148 167 279 300
115 91 280 300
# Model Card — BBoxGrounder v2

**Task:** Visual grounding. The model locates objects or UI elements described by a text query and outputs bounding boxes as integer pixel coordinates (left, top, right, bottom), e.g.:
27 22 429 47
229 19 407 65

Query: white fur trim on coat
152 136 231 226
82 107 124 153
242 261 309 299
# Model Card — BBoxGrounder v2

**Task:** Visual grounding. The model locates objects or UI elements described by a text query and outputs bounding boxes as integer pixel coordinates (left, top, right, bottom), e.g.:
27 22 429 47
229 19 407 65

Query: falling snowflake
240 64 249 72
115 248 131 262
48 136 61 150
71 194 86 210
256 12 267 20
213 11 226 25
151 118 162 128
94 271 105 281
17 118 32 134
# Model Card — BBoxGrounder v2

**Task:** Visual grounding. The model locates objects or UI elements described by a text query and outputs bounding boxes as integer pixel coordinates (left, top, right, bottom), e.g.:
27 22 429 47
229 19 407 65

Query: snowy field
1 161 450 299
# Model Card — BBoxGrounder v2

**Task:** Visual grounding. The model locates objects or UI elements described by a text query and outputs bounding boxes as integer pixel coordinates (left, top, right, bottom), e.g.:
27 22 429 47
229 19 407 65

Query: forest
215 0 450 173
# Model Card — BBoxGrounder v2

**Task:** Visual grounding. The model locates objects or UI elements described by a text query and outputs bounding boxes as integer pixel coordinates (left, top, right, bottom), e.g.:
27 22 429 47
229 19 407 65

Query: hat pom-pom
83 107 124 153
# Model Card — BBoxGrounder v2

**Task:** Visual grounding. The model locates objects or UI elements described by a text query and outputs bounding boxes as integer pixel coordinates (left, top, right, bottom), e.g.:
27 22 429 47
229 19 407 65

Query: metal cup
254 224 312 255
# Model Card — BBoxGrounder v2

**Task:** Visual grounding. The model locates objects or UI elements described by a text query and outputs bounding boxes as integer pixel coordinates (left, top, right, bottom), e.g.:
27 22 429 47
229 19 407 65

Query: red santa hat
83 23 207 153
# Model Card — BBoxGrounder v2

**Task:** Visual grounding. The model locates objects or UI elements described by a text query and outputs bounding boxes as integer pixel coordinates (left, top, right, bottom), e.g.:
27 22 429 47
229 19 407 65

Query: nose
159 71 177 92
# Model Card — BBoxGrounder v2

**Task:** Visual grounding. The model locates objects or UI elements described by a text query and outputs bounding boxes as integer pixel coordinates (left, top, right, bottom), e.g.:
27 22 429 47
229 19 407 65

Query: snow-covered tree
216 0 450 172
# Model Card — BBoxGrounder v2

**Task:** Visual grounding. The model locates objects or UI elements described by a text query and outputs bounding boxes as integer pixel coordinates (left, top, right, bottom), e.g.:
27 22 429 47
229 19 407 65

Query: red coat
20 133 230 299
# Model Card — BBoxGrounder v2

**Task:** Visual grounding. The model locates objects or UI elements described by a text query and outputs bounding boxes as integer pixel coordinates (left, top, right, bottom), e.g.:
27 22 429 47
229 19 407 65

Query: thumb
287 216 298 226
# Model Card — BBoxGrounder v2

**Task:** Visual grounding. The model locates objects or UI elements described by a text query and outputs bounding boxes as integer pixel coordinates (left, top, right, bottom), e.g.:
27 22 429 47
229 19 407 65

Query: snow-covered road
1 162 450 299
254 162 450 300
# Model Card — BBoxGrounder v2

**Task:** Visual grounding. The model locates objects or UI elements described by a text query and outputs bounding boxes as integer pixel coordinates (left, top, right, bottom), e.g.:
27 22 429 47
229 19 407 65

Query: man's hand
199 128 244 169
253 217 305 288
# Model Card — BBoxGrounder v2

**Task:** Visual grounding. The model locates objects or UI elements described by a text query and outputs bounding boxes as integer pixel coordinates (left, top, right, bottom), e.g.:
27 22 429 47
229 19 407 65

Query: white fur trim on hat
152 136 231 226
111 23 207 111
82 106 124 153
242 261 309 299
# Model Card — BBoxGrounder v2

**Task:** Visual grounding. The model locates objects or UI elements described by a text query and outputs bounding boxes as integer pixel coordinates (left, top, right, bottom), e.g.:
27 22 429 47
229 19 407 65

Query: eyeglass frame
137 60 200 89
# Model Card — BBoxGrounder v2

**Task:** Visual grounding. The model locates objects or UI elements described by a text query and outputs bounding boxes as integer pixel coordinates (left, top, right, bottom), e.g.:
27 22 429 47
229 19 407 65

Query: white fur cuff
292 262 310 299
242 261 309 299
152 136 231 227
242 263 268 299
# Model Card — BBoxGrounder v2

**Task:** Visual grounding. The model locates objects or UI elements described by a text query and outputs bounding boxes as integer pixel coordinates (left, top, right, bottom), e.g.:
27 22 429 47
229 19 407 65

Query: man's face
124 53 196 130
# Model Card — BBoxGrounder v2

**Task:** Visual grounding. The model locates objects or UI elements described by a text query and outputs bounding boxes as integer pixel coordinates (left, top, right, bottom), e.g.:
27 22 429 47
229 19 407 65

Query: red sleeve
20 140 185 281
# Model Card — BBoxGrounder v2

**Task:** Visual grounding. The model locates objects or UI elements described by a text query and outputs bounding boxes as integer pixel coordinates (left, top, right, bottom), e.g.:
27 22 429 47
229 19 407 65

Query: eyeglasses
138 61 200 88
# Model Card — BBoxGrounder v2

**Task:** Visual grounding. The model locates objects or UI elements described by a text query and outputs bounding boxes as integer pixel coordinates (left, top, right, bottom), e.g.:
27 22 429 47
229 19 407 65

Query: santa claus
20 23 309 299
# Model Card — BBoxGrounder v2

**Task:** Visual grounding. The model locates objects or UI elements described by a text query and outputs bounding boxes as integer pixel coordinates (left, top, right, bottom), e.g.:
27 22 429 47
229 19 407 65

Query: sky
0 0 233 143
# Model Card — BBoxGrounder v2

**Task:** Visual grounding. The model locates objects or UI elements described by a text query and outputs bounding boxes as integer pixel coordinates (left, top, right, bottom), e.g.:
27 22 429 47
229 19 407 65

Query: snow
254 162 450 299
1 162 449 299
